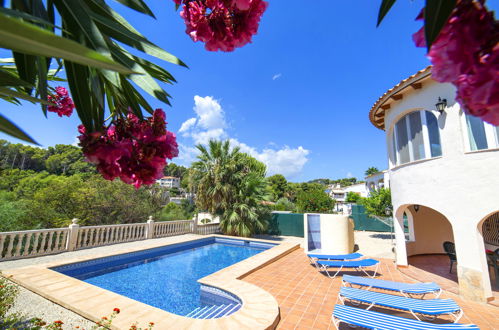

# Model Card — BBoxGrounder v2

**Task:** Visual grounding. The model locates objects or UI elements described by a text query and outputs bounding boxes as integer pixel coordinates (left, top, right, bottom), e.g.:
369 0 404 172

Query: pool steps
185 303 241 319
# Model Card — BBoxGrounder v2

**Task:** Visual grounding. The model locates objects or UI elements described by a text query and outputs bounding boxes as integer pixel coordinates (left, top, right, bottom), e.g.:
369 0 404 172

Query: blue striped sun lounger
316 258 379 278
332 305 479 330
307 252 363 269
338 287 463 322
342 274 442 298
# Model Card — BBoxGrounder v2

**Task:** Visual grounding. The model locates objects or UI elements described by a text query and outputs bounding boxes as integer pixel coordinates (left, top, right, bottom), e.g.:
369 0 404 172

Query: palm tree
189 140 268 237
365 167 380 176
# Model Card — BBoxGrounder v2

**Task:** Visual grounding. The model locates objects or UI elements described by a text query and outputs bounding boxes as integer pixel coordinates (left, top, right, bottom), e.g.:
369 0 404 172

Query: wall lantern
435 97 447 113
385 205 393 216
413 204 420 213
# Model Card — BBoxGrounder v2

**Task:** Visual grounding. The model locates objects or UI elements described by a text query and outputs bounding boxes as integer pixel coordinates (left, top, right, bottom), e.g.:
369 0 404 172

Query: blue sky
3 1 496 182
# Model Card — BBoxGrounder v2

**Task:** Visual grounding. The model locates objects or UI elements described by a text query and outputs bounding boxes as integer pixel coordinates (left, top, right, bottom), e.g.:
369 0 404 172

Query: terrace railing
0 228 68 261
153 220 193 238
75 223 148 250
197 223 220 235
0 217 220 261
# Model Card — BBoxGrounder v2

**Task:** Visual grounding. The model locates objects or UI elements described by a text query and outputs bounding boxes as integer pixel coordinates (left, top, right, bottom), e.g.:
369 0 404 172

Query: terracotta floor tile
243 248 499 329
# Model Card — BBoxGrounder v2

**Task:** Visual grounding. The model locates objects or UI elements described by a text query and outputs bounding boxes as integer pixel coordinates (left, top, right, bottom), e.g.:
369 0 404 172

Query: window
391 111 442 166
426 111 442 157
463 113 499 151
466 114 488 150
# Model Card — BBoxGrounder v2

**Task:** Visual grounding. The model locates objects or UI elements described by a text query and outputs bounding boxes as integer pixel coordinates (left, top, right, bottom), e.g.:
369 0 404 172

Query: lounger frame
341 277 443 299
337 291 464 323
331 305 478 330
318 261 379 279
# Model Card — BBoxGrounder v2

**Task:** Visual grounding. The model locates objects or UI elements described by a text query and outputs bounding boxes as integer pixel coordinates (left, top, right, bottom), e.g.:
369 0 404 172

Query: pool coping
1 234 300 329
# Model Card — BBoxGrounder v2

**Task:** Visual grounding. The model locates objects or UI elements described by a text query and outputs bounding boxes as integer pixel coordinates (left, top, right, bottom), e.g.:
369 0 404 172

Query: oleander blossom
47 86 75 117
176 0 268 52
412 0 499 125
78 109 179 188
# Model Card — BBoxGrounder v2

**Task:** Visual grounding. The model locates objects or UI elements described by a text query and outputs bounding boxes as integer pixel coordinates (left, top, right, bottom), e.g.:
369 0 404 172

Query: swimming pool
51 237 275 318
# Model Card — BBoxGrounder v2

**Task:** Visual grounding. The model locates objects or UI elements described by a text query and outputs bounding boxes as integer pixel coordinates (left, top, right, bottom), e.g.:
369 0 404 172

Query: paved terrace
1 234 497 329
243 249 499 330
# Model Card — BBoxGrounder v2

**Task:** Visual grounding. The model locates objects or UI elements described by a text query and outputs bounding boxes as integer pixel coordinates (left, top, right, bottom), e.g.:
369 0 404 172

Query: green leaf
87 0 187 68
0 7 61 29
0 112 39 145
112 0 155 18
377 0 397 27
424 0 456 51
64 61 95 130
110 43 170 105
0 68 33 87
0 87 52 105
36 56 49 116
55 0 112 58
0 14 134 74
13 52 37 94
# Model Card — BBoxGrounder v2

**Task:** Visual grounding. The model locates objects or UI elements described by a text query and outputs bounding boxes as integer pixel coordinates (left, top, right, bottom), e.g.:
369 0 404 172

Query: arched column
393 205 408 266
453 218 492 301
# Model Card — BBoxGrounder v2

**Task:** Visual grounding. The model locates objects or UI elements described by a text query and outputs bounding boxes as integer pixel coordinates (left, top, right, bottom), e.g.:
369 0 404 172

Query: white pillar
193 213 199 234
66 218 80 251
394 208 408 266
146 216 154 239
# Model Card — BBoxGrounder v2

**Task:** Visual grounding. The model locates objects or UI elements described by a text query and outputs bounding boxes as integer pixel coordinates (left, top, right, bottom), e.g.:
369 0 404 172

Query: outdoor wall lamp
385 205 393 216
413 204 420 212
435 97 447 113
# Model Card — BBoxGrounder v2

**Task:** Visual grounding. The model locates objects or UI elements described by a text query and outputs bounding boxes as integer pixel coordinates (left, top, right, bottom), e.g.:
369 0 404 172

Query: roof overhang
369 66 433 130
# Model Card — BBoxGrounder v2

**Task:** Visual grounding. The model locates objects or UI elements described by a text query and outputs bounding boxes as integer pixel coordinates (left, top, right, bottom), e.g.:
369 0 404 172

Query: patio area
242 249 499 330
400 254 499 307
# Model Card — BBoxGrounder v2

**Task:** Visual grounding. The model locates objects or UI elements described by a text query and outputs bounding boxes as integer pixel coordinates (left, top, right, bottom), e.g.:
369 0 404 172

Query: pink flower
78 109 179 188
47 86 75 117
413 0 499 125
176 0 268 52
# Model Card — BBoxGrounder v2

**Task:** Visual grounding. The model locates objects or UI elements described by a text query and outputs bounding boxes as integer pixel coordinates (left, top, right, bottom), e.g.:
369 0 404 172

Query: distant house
365 170 390 195
327 183 368 213
369 66 499 302
156 176 180 188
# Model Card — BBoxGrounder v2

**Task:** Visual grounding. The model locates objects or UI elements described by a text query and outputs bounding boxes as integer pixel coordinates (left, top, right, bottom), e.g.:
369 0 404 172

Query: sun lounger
332 305 479 330
338 287 463 322
307 252 363 269
342 274 442 298
316 258 379 278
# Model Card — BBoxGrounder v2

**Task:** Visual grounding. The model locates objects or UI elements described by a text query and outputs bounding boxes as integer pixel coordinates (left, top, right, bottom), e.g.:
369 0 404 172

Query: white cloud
176 144 199 164
177 96 309 178
179 96 228 144
272 73 282 80
179 118 197 134
346 172 353 178
229 140 309 178
192 128 227 145
193 95 226 130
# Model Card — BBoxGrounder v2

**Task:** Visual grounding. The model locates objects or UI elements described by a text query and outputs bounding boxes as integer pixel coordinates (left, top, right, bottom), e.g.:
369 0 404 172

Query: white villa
370 66 499 302
365 169 389 195
327 183 368 213
156 176 181 188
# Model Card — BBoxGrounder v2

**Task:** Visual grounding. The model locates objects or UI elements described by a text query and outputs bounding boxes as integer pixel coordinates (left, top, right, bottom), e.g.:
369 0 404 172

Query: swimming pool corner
1 235 300 330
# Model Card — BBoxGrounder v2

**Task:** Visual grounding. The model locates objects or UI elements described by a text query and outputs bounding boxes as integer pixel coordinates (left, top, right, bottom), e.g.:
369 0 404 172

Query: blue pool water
52 238 274 316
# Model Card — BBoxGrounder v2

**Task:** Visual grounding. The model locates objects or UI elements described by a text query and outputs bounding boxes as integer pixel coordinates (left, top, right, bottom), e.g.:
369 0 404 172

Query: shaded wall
406 206 454 256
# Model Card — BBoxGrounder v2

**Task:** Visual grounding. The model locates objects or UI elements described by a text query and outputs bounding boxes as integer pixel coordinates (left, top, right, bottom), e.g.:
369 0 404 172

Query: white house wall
383 78 499 301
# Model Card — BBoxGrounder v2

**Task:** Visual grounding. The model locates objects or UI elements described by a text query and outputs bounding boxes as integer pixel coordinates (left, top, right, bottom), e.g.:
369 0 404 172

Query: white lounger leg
451 310 464 323
331 316 341 330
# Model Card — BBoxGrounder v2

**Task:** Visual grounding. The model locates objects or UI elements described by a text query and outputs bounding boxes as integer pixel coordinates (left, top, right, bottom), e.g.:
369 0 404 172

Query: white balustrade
0 217 221 261
153 220 194 238
0 228 69 260
75 223 147 249
197 223 220 235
